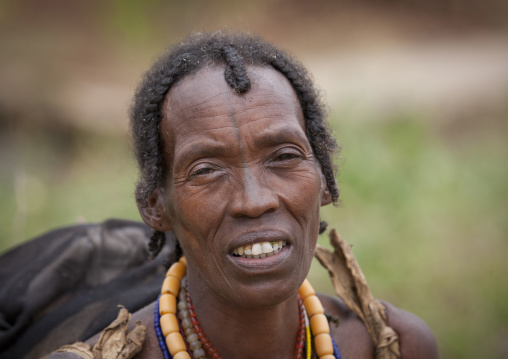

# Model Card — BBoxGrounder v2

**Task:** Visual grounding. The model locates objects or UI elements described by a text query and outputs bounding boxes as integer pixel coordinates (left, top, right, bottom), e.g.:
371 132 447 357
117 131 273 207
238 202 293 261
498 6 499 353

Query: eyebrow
174 140 235 168
251 123 308 149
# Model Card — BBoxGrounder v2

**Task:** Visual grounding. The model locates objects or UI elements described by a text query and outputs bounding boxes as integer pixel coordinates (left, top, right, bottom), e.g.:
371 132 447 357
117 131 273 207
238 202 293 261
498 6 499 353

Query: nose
229 169 279 218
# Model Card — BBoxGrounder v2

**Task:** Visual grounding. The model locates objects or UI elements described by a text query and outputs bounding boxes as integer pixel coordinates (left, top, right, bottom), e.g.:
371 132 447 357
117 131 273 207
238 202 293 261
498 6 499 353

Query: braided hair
130 31 340 258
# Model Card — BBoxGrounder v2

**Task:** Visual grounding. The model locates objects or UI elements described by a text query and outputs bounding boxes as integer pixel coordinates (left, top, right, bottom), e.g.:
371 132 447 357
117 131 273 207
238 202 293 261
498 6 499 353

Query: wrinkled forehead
159 66 306 160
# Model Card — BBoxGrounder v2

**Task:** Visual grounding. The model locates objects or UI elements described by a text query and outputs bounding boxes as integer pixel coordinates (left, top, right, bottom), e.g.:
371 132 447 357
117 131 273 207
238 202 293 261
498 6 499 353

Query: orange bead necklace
156 257 340 359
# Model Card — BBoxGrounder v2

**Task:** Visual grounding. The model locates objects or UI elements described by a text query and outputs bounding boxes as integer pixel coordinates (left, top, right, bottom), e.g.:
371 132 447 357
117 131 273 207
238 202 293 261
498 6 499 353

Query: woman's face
149 66 331 308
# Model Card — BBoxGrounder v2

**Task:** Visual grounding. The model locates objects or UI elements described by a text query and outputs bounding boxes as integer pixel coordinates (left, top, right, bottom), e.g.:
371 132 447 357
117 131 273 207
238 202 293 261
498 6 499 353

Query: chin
223 273 305 309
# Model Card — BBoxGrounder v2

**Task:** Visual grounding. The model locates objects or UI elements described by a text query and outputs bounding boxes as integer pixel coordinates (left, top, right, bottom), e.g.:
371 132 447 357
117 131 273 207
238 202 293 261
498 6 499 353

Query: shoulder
84 302 162 359
317 293 439 359
127 302 163 359
46 302 162 359
124 302 164 359
381 301 439 359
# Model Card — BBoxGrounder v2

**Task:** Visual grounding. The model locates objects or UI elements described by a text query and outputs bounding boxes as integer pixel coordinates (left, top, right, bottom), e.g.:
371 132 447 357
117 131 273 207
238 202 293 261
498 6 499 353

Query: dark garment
0 219 177 359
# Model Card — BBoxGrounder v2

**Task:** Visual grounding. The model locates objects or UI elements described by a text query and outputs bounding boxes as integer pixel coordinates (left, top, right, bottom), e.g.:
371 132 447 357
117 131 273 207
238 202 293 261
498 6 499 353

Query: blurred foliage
0 123 142 249
312 112 508 359
1 110 507 358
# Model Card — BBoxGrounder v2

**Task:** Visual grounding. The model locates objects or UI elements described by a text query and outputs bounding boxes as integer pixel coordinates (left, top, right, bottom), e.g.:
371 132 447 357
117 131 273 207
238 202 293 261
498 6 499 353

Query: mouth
230 241 287 258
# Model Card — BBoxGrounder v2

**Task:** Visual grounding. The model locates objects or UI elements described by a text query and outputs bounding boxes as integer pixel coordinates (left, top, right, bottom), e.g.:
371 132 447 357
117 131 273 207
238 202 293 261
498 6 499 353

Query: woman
120 31 439 358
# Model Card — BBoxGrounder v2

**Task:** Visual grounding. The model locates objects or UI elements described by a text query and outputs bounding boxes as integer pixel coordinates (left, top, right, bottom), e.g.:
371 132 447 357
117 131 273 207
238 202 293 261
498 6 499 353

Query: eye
275 152 301 161
274 147 304 161
186 162 226 185
269 148 305 168
189 166 216 179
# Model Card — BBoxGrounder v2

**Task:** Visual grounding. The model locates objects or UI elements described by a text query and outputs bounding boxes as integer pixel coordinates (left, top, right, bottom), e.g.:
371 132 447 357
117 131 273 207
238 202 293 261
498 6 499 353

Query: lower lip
227 245 291 271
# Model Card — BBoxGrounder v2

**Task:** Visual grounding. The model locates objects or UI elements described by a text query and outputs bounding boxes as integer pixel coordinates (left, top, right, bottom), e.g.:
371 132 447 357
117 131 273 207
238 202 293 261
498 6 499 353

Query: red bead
292 295 306 359
182 284 226 359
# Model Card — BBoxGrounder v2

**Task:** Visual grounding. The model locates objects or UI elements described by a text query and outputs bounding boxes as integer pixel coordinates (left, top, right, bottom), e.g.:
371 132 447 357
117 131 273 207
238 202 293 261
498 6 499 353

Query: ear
318 166 332 207
137 188 172 231
320 185 332 207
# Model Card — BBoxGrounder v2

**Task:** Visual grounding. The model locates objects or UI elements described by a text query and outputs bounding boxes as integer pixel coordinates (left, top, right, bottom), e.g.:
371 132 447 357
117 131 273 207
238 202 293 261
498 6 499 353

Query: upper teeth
232 241 286 258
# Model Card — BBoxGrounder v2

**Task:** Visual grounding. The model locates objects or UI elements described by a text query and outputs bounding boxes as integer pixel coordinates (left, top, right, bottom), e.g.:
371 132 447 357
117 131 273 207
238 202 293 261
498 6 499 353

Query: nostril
230 192 279 218
229 186 279 219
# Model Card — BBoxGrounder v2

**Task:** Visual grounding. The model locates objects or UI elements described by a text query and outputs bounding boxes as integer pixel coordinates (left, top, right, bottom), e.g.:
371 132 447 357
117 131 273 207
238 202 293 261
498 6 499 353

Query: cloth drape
0 219 176 359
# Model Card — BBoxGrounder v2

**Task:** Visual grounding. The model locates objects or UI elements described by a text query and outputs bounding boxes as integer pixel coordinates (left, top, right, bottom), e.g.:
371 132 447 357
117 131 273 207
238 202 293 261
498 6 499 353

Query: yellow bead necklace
156 257 339 359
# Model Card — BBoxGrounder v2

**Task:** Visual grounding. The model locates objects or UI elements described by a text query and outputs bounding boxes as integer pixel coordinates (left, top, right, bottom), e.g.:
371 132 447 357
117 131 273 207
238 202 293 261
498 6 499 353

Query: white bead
178 309 189 320
193 348 206 358
189 340 202 351
187 333 198 342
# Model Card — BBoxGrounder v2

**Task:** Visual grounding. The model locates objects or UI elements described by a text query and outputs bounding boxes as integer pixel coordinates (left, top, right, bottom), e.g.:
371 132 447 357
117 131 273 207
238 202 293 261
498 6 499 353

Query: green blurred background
1 0 507 358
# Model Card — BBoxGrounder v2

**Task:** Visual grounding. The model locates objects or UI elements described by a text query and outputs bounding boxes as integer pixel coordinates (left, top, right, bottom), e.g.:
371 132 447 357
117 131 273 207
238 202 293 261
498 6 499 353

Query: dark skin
85 66 439 359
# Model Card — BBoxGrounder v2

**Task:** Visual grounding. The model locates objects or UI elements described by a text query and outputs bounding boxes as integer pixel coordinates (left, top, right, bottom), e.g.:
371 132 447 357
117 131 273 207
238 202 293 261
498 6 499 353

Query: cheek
165 187 225 254
287 170 323 254
280 168 323 222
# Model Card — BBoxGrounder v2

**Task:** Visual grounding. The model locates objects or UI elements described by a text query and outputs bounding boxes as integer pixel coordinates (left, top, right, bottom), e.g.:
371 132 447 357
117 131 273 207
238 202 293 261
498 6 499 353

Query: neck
187 271 300 359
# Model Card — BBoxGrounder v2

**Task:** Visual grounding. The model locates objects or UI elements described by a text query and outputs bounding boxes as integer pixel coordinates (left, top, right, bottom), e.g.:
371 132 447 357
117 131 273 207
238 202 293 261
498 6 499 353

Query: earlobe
317 165 332 207
320 187 332 206
138 188 172 231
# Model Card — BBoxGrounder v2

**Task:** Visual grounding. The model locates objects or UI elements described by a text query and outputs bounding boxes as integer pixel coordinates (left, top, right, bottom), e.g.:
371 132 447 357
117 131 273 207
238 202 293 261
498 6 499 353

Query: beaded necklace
155 257 342 359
